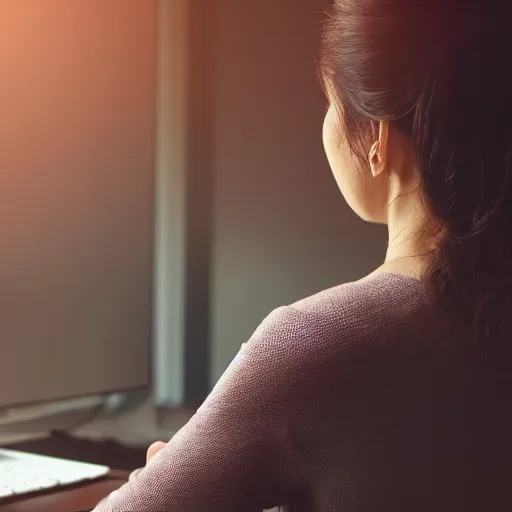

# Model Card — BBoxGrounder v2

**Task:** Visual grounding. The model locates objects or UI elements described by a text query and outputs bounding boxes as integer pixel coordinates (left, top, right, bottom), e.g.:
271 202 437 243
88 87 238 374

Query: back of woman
284 275 512 511
311 1 512 505
94 0 512 510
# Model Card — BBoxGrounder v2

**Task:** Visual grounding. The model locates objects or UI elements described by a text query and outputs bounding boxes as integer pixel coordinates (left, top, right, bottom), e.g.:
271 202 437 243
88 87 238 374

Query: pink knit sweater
93 273 512 511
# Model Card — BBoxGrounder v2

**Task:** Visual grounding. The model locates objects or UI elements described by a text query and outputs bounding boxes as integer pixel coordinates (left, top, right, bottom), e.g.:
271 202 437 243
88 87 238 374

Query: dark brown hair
320 0 512 355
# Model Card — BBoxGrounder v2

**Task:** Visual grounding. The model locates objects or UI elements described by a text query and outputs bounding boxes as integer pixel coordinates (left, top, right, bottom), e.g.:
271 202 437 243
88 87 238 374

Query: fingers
146 441 167 464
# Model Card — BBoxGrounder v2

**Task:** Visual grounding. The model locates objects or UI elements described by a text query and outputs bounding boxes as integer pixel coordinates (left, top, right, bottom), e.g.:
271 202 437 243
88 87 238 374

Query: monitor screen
0 0 155 408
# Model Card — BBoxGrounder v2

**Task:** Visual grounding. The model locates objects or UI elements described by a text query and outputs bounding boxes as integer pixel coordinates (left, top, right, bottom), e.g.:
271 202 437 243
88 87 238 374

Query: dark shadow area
3 431 146 470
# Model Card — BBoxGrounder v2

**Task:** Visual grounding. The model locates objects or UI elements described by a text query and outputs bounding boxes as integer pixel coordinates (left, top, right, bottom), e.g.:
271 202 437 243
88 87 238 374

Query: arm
92 307 306 512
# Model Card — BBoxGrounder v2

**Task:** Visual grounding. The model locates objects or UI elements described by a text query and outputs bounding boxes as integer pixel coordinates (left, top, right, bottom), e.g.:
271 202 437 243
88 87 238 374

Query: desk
1 470 128 512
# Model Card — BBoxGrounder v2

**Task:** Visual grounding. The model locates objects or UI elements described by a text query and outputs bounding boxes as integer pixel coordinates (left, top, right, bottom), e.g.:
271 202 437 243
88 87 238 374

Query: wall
209 0 387 383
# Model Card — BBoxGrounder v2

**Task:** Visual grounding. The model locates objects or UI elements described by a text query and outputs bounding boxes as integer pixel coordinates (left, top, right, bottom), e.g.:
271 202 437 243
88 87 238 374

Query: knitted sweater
93 272 512 511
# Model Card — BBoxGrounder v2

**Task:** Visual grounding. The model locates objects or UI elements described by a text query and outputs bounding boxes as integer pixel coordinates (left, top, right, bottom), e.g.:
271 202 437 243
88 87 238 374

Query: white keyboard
0 448 109 498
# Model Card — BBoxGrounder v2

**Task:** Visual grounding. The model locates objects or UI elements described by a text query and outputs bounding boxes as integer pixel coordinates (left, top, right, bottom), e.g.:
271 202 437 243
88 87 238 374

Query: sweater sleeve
92 306 308 512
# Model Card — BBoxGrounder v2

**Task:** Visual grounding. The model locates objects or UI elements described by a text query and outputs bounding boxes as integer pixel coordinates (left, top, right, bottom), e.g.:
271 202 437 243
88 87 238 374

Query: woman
94 0 512 510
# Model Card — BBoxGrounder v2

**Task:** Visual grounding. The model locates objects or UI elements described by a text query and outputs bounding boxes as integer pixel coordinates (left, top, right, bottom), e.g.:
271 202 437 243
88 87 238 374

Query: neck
383 187 440 276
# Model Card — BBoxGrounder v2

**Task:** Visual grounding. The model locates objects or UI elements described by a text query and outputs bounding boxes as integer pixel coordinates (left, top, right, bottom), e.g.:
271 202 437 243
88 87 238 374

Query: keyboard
0 448 109 498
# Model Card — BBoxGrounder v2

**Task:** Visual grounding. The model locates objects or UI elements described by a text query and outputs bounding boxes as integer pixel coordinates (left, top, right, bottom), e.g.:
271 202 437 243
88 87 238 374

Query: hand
126 441 167 485
146 441 166 464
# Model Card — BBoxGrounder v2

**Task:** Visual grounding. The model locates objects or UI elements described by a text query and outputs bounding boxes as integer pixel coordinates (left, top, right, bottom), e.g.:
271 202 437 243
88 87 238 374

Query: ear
368 121 389 178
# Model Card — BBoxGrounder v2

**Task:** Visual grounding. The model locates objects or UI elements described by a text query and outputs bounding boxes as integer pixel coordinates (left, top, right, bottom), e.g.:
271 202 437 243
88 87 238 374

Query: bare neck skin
377 176 440 281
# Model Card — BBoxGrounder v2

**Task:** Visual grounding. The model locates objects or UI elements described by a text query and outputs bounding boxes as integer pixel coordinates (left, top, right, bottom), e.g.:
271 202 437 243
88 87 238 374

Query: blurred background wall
207 0 386 383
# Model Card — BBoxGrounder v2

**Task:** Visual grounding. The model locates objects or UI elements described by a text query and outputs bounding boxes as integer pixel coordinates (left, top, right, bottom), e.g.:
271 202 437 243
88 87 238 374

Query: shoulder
241 273 431 377
256 273 429 345
204 273 432 413
290 272 429 331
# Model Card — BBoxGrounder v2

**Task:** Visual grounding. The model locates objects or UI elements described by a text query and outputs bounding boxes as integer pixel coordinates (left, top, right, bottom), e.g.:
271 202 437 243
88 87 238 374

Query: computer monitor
0 0 156 409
